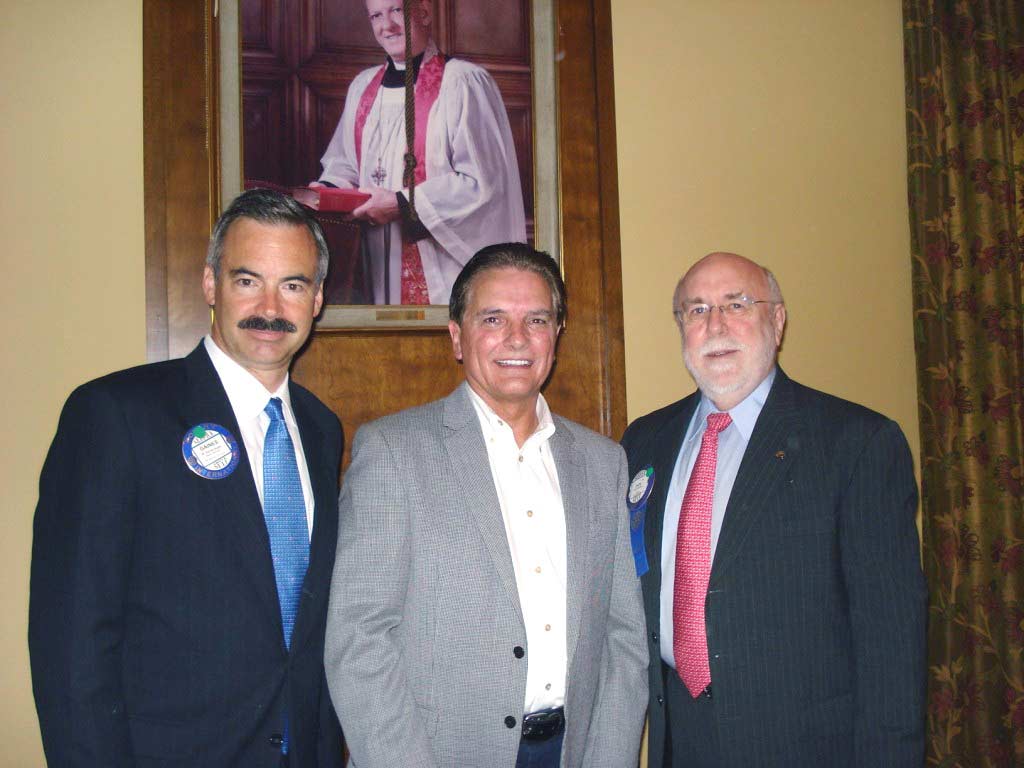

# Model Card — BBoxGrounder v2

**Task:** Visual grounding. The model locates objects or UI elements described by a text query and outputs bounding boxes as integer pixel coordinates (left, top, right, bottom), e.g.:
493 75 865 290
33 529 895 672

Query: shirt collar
465 385 556 448
692 366 777 442
384 40 438 83
203 335 292 424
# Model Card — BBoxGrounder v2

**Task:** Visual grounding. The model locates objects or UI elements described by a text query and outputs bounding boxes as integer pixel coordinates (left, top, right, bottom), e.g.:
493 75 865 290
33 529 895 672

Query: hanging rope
402 0 419 222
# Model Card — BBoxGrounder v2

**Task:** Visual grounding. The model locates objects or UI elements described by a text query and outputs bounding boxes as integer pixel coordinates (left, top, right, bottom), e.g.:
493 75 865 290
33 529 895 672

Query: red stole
354 54 446 305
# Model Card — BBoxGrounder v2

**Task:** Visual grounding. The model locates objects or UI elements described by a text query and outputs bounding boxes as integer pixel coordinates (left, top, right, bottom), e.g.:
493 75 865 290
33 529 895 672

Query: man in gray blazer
325 243 648 768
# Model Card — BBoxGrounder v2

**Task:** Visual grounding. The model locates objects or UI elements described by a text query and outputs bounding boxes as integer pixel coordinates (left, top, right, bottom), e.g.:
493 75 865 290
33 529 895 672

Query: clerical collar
382 52 424 88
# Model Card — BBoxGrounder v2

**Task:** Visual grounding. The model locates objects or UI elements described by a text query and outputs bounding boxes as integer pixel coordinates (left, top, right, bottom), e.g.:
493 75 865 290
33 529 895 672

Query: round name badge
182 423 241 480
627 466 655 508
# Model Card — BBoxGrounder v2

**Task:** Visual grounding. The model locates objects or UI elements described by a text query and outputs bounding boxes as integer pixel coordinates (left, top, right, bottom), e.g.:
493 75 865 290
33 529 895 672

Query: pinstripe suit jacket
325 383 648 768
621 369 926 767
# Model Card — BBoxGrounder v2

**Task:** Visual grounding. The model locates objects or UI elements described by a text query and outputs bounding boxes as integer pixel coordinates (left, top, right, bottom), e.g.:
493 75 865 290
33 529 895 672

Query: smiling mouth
496 359 532 368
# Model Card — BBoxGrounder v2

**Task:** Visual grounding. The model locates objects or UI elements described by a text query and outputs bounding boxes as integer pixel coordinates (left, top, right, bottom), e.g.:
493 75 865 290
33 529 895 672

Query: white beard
683 320 778 404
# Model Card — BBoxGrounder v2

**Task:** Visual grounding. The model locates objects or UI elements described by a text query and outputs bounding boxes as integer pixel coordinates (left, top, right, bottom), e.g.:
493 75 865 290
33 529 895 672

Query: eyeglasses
673 295 773 325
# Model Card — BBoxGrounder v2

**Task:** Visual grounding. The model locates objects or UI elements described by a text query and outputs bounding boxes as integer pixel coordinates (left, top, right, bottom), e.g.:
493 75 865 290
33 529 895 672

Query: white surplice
319 43 527 305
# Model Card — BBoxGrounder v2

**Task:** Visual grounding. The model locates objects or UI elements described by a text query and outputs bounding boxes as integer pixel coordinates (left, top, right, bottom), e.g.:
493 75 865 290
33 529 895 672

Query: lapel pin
182 422 241 479
775 450 786 460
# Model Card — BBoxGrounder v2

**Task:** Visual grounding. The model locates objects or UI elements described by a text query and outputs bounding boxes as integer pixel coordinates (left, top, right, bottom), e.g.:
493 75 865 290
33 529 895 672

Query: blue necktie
263 398 309 754
263 397 310 648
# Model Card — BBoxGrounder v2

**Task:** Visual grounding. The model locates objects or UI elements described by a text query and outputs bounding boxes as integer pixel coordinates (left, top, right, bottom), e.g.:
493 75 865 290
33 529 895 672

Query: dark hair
206 188 330 285
448 242 567 325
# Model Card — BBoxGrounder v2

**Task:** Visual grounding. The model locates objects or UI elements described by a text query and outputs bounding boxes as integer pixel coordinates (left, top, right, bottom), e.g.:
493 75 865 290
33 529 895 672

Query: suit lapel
550 419 587 668
642 396 699 627
442 385 525 626
290 389 337 651
180 344 283 632
710 370 801 584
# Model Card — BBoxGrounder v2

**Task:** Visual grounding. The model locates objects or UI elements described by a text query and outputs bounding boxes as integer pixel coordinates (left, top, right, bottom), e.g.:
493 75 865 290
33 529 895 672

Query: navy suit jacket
621 369 926 767
30 343 345 767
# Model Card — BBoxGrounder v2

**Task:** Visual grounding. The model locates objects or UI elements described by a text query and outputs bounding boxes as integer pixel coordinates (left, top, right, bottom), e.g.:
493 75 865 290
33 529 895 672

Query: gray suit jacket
325 383 648 767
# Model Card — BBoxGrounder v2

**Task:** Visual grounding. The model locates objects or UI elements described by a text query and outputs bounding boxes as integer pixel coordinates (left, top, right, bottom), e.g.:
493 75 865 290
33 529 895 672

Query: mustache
699 338 746 355
237 316 298 333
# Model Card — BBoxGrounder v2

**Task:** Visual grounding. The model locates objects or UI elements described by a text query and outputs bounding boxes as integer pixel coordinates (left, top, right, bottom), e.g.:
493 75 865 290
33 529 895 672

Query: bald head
673 251 787 410
674 252 783 311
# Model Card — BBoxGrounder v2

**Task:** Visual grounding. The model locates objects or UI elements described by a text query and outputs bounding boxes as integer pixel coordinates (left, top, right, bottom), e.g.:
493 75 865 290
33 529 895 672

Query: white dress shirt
468 388 567 713
204 335 315 538
659 368 776 666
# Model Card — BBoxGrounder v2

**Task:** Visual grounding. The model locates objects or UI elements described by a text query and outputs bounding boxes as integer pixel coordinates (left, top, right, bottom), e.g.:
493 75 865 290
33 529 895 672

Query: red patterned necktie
673 411 732 697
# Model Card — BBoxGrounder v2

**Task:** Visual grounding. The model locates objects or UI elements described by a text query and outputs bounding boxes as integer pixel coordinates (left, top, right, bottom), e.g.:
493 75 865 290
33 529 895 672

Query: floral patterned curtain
904 1 1024 764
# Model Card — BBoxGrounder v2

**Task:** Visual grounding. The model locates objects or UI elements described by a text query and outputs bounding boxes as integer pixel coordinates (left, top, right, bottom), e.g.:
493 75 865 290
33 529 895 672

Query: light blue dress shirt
659 368 776 667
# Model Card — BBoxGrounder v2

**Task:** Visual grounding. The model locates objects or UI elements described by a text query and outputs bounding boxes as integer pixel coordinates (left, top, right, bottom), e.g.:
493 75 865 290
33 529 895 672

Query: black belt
521 706 565 742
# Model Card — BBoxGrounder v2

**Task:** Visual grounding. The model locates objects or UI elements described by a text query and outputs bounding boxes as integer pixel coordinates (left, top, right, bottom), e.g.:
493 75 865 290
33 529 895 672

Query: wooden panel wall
144 0 625 464
144 0 220 362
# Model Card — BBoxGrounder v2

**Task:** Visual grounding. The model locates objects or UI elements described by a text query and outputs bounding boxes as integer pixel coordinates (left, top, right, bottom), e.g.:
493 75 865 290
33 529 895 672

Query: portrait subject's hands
351 187 400 225
308 179 357 189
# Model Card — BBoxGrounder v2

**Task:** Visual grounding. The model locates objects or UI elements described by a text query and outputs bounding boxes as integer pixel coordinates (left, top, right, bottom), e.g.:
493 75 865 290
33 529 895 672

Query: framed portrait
144 0 624 439
217 0 561 328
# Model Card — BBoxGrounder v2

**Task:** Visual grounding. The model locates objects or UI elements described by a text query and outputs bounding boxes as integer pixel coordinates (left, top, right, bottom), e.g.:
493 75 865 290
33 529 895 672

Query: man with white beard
621 252 926 768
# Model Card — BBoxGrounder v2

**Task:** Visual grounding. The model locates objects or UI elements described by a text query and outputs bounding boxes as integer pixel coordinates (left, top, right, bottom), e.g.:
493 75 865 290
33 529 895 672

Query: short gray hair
206 188 330 286
762 267 784 303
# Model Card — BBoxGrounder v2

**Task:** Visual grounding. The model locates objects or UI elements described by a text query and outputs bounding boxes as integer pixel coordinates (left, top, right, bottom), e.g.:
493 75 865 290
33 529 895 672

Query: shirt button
526 510 534 518
534 566 542 573
513 646 525 658
504 716 517 729
545 683 551 690
544 624 551 631
518 455 524 463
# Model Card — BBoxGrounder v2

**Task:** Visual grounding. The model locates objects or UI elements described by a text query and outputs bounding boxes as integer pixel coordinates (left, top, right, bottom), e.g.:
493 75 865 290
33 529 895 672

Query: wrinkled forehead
365 0 397 15
677 255 768 303
365 0 424 17
466 266 553 309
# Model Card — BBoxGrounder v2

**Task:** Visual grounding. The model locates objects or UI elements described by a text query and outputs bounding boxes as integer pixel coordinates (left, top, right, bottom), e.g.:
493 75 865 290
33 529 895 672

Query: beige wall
611 5 916 765
612 0 920 461
2 1 145 763
2 0 915 764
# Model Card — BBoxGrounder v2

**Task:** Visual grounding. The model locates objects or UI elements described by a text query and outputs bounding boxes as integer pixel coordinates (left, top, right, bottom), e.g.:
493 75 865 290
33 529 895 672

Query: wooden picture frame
144 0 626 451
219 0 560 330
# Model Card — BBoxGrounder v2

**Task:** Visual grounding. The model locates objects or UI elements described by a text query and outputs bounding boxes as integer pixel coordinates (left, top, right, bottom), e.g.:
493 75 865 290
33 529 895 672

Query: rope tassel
402 0 418 221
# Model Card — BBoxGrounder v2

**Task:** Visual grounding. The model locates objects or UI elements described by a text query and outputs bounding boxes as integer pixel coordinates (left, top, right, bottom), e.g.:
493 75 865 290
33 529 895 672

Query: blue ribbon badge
627 466 655 577
182 423 240 480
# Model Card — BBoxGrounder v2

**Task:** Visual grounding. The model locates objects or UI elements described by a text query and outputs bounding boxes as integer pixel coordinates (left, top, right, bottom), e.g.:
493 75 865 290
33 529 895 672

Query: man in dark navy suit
622 252 926 767
30 189 344 767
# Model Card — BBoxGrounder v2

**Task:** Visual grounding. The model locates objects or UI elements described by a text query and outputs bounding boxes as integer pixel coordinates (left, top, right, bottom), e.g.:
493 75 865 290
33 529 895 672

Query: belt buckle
521 707 565 742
